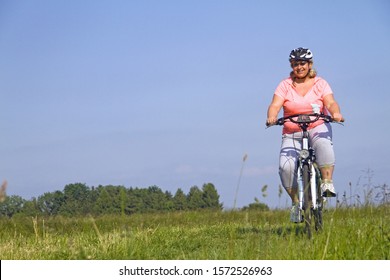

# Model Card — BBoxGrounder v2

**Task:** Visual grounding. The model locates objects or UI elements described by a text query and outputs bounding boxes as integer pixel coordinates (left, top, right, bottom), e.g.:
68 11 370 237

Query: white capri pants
279 122 335 190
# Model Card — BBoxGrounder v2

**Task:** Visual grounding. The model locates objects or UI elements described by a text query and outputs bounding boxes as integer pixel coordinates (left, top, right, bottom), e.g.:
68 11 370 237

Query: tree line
0 182 223 217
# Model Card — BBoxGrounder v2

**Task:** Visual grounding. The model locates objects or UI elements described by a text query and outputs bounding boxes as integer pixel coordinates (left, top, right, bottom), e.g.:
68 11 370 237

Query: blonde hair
290 61 317 85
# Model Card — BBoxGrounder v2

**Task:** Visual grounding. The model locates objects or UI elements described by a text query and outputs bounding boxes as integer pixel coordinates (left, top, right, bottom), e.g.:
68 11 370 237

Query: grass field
0 206 389 260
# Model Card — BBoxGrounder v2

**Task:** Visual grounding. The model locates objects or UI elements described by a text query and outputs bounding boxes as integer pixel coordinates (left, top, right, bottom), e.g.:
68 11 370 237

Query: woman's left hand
332 113 344 122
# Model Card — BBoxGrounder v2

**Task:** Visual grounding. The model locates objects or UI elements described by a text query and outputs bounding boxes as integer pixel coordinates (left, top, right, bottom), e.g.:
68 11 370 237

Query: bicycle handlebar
266 113 344 128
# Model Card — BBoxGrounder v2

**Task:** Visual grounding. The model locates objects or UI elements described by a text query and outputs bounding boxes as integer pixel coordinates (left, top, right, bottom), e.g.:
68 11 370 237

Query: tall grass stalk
233 153 248 210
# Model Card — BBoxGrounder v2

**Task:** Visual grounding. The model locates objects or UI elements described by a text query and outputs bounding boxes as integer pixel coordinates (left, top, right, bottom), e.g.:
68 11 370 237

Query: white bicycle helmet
289 47 313 61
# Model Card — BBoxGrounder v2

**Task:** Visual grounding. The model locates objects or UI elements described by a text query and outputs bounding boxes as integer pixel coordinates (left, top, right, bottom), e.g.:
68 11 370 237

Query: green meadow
0 206 389 260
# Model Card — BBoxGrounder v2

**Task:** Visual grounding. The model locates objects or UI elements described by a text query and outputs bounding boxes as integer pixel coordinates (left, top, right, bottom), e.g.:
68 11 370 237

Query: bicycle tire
302 164 312 239
314 165 323 231
302 164 312 238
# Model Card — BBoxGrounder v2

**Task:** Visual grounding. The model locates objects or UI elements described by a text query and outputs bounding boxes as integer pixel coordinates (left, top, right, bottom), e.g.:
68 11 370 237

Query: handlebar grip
323 115 333 122
266 118 284 127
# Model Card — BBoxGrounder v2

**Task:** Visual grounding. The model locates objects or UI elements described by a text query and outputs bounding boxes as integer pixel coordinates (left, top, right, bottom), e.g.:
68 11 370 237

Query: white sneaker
290 204 303 223
321 181 336 197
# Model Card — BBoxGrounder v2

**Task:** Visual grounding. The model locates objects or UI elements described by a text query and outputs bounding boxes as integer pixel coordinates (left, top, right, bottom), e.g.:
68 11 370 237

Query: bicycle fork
297 137 320 220
298 163 319 209
297 165 305 210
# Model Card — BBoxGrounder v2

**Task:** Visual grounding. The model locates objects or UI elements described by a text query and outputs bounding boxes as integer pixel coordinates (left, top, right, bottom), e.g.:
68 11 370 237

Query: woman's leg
310 123 336 196
279 133 302 204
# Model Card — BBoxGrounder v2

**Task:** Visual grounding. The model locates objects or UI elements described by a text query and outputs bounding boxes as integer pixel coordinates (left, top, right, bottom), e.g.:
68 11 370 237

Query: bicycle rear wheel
313 165 323 231
302 164 313 239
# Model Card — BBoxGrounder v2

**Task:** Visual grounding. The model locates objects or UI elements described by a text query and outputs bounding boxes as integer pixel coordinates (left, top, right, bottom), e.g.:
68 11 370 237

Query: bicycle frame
294 115 321 226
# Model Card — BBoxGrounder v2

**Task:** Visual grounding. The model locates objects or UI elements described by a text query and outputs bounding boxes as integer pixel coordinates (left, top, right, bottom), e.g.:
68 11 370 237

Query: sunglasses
292 61 308 68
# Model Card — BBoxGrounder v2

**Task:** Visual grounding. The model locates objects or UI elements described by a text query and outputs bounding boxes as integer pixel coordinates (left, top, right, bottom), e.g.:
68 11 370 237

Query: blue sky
0 0 389 209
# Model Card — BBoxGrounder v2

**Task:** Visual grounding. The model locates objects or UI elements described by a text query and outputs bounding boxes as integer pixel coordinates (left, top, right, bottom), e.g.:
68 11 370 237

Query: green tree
187 186 205 210
93 185 128 215
120 187 127 216
164 190 175 211
59 183 90 215
144 186 170 212
21 197 40 216
94 187 113 214
0 195 26 217
125 187 143 214
37 191 65 216
173 188 187 210
202 183 222 210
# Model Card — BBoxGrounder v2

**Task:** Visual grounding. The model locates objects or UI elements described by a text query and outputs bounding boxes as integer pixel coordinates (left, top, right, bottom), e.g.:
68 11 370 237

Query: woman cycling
266 47 343 222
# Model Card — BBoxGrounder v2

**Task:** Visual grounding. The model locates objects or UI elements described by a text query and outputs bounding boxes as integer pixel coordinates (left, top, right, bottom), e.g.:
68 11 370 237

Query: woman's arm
323 94 343 122
266 95 284 125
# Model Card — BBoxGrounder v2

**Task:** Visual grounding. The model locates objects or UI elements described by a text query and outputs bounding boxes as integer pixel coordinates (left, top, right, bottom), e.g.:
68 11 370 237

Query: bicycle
267 113 343 238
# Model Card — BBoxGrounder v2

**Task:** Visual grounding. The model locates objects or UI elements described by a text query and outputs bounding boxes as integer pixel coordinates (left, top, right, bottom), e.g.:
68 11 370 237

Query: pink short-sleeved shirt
274 76 333 134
